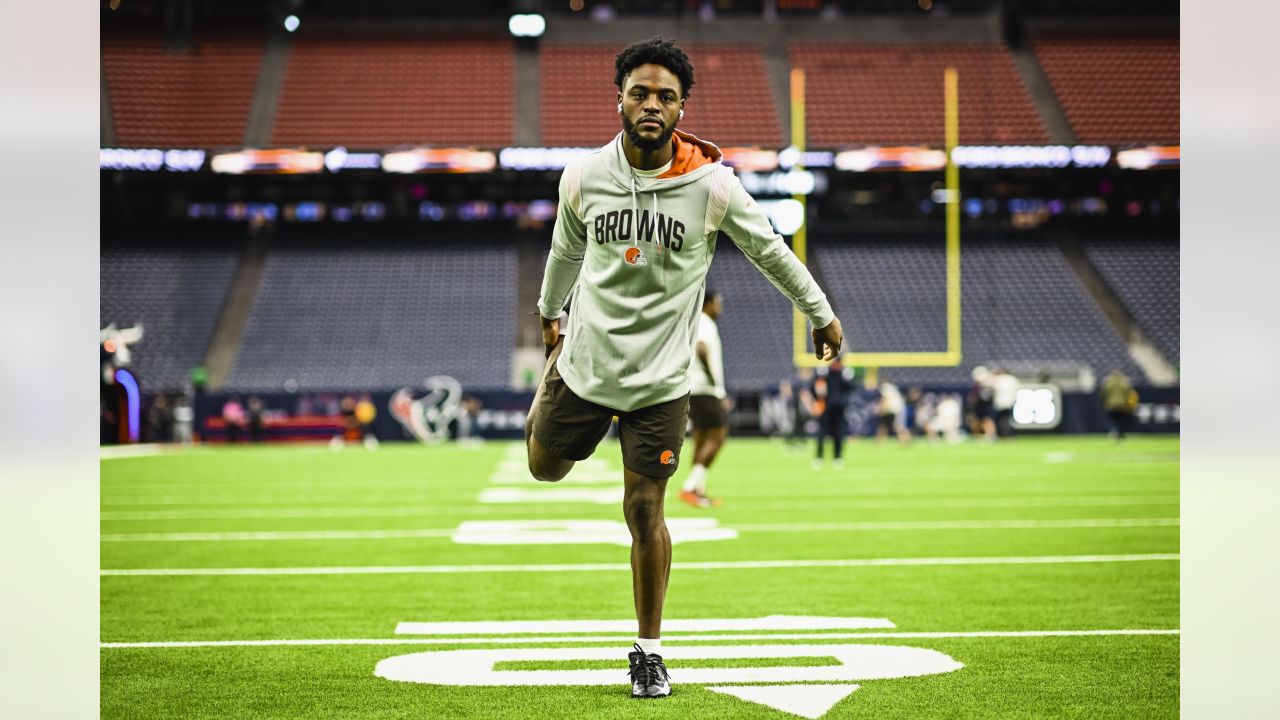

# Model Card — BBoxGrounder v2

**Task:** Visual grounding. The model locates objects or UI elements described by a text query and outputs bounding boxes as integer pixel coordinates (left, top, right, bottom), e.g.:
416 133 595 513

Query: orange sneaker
678 489 712 508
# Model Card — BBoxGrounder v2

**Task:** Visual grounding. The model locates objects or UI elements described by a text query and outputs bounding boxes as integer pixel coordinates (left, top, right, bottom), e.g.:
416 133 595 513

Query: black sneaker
627 643 672 698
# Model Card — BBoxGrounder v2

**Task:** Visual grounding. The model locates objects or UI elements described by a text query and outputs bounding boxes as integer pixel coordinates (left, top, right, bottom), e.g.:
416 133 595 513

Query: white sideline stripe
100 553 1179 576
98 518 1179 543
101 528 458 542
100 445 171 460
100 628 1180 649
98 496 1180 520
735 518 1180 532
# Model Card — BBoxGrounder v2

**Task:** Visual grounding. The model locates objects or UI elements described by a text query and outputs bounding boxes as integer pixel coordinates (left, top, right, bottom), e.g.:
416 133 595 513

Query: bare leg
526 339 575 482
694 426 727 468
624 467 670 639
690 428 706 464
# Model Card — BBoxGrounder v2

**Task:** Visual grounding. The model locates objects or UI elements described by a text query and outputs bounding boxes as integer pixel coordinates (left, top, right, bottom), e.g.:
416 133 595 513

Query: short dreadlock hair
614 36 695 99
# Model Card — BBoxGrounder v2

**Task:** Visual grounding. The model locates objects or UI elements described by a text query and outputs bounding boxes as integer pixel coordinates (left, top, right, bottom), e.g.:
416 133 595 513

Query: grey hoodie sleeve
538 162 586 319
718 173 836 329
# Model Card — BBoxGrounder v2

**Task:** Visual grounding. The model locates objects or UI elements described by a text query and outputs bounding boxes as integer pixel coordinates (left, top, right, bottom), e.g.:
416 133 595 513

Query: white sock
683 464 708 494
635 638 661 655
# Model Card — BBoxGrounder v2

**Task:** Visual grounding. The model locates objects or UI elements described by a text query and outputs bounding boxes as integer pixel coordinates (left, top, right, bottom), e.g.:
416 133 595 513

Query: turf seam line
100 552 1179 576
99 629 1182 649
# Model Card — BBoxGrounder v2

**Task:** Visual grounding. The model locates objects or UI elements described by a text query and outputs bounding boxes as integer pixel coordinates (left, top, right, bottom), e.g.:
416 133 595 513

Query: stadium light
283 14 300 32
759 199 805 235
508 14 545 38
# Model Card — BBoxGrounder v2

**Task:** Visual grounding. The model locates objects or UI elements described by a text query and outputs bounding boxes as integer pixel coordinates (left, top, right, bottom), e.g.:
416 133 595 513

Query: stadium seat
540 44 784 147
1032 32 1179 144
271 34 515 147
1085 241 1179 363
100 243 242 390
788 43 1049 146
102 31 263 147
224 236 516 392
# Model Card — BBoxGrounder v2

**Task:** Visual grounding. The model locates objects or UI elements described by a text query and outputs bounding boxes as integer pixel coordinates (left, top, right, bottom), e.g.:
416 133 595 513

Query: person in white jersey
681 289 728 508
524 36 844 699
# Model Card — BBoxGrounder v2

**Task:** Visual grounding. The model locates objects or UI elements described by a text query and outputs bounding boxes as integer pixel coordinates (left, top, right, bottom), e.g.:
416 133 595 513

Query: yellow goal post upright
789 66 963 383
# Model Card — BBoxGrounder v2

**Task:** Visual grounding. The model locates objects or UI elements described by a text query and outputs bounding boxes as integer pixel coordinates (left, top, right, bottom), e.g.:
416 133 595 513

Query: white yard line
99 495 1180 520
734 518 1180 532
100 552 1179 576
99 517 1178 542
101 528 458 542
99 445 174 460
100 628 1180 649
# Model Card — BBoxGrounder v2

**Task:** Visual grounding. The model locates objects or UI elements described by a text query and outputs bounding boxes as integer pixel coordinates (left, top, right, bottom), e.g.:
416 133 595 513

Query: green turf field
101 436 1178 718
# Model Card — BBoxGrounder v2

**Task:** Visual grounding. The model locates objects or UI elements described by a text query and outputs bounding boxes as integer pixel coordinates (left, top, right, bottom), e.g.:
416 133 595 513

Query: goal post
790 66 963 372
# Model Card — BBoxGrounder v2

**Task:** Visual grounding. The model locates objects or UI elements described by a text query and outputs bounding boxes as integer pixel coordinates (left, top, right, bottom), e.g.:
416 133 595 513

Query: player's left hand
813 317 843 361
540 315 561 358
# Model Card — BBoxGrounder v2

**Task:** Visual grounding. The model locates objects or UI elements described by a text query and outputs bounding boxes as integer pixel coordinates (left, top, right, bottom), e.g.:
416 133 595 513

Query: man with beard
525 36 844 699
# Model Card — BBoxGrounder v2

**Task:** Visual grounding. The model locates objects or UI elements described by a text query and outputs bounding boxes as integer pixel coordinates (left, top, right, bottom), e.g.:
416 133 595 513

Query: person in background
875 380 911 445
681 289 728 508
222 396 246 443
968 366 996 441
172 393 194 445
1101 369 1138 441
356 394 379 449
991 368 1021 439
247 396 266 443
813 358 854 468
928 393 965 444
145 394 172 444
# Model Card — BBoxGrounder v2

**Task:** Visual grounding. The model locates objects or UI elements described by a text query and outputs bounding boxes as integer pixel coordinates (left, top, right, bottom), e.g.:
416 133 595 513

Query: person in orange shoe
681 289 728 509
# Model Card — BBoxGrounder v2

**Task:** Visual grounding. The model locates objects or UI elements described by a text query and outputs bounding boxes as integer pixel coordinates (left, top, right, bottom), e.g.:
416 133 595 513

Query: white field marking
103 479 438 493
733 518 1180 532
709 685 859 720
486 460 619 486
99 552 1179 576
395 615 895 636
96 517 1177 544
99 444 173 460
100 528 458 542
374 643 963 686
98 495 1180 520
1043 451 1179 464
451 518 736 546
101 493 445 506
99 628 1181 649
477 487 623 505
99 491 1178 508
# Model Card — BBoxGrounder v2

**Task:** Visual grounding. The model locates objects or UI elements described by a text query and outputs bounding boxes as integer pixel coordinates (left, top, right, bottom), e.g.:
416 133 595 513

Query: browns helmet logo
659 449 676 465
624 246 647 266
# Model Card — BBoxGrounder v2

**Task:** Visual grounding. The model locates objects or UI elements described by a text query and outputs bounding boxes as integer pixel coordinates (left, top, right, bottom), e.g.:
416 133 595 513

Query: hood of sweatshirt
606 129 723 193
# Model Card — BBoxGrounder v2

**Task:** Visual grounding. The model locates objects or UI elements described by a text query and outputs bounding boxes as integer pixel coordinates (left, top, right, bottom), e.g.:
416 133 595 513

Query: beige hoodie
539 130 834 411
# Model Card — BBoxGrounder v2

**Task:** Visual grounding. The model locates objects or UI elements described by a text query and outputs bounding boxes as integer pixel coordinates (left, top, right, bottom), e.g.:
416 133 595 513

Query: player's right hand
540 315 561 358
813 317 843 361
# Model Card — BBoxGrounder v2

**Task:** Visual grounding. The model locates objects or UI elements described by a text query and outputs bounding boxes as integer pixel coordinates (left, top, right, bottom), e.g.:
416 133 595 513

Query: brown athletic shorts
689 395 728 430
531 360 689 479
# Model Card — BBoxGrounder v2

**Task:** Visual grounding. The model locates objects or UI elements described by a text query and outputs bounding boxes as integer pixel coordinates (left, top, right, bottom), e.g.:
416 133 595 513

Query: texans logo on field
624 246 647 266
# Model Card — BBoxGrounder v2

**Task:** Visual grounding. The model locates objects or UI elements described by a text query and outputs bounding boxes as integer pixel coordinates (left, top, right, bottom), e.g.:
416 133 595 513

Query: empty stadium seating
813 238 1144 385
540 44 783 147
706 239 798 390
271 35 514 147
788 43 1049 146
223 240 516 392
1085 241 1179 363
102 31 263 147
100 244 241 390
1032 33 1179 144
